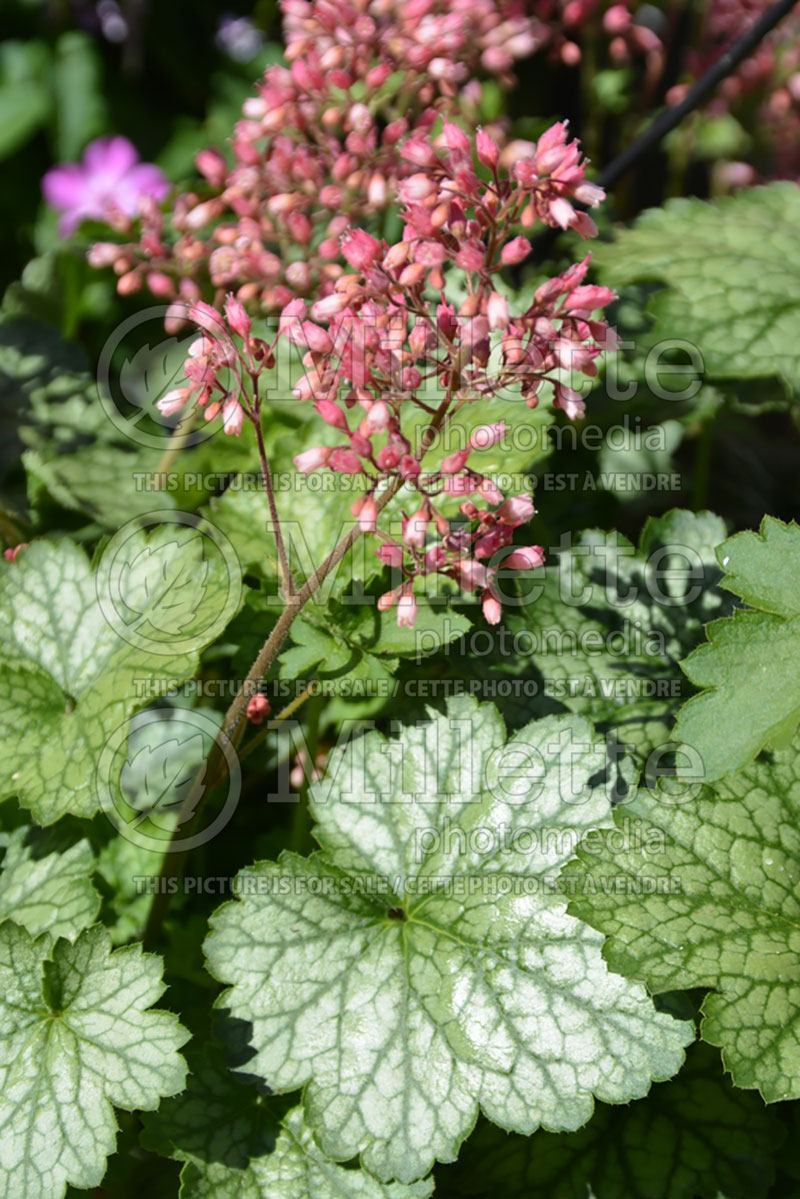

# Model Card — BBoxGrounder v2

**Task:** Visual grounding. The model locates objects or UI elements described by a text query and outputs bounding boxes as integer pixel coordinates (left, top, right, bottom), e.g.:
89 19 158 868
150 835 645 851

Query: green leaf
564 731 800 1101
592 184 800 395
205 696 692 1183
206 470 370 592
435 1043 783 1199
0 315 175 525
0 532 240 822
0 823 99 940
0 40 52 159
675 516 800 780
0 923 188 1199
278 598 470 684
0 316 259 528
506 509 729 764
142 1047 434 1198
52 32 107 160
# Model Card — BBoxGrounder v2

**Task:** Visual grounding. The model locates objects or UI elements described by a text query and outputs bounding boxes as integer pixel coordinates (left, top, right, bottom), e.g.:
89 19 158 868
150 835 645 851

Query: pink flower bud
368 173 387 207
505 546 545 570
383 118 408 146
456 559 489 590
329 448 364 474
496 494 535 526
554 383 586 420
117 271 142 295
157 388 192 417
184 199 223 230
341 229 382 270
500 237 531 266
408 321 432 356
398 174 438 204
402 503 430 548
224 294 251 339
474 527 513 559
455 242 485 272
195 148 227 187
316 399 349 431
550 198 577 230
400 455 421 480
189 300 225 334
469 423 506 451
295 446 333 473
246 694 271 724
356 495 378 532
574 181 605 207
364 401 391 433
287 211 313 244
349 431 373 458
222 397 245 436
486 292 509 331
603 4 632 34
377 543 404 569
397 587 418 629
293 371 323 402
562 285 616 312
401 139 439 168
399 263 426 288
377 586 401 611
443 120 471 153
310 293 348 321
377 445 401 471
476 128 499 170
87 242 123 268
482 590 503 625
301 322 333 354
146 272 175 299
477 477 504 506
440 448 471 475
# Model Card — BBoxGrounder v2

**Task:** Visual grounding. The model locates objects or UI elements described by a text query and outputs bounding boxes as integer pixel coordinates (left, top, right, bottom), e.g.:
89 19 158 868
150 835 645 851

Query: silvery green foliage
205 697 693 1183
0 923 188 1198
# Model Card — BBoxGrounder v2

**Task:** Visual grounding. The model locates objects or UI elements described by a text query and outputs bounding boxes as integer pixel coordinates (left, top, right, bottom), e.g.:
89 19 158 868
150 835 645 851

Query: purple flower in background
42 136 169 236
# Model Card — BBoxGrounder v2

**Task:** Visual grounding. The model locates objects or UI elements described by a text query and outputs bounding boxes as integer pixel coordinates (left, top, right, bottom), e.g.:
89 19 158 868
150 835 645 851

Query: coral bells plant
162 119 613 632
86 0 538 316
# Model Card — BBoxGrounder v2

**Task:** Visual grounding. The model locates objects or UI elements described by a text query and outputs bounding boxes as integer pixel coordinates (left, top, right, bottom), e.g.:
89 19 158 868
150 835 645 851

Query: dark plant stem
597 0 800 194
532 0 800 260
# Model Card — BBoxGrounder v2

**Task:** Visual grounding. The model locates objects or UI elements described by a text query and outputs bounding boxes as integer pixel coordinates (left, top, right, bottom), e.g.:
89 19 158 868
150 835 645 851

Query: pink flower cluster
155 122 614 626
88 0 538 316
275 122 613 625
156 294 272 436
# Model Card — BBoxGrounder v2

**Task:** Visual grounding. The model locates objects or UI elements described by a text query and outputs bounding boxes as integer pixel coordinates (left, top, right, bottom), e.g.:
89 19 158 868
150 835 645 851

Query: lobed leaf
205 696 692 1183
675 516 800 780
565 730 800 1101
0 923 188 1199
0 531 240 822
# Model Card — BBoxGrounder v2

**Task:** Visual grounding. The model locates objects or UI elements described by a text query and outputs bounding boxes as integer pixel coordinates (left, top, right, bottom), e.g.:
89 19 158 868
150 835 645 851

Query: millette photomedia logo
95 510 243 657
96 303 237 449
98 706 241 852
